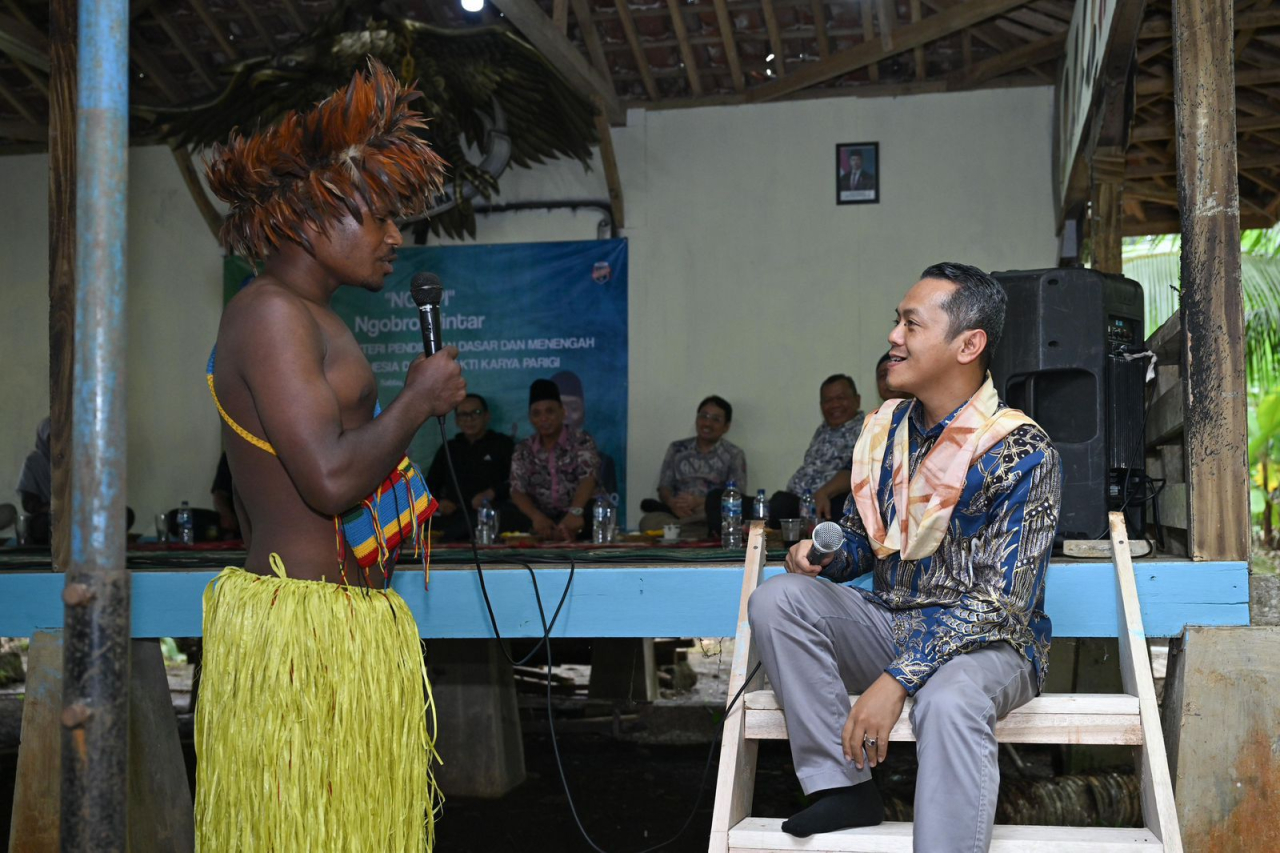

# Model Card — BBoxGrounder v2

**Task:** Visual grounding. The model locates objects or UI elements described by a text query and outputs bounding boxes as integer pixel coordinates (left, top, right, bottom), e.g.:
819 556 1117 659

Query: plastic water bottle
721 480 743 549
753 489 768 523
592 491 616 544
800 489 817 535
477 498 497 545
177 501 195 546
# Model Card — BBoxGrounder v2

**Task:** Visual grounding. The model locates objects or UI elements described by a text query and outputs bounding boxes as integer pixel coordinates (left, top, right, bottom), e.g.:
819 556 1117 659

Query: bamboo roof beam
188 0 240 61
569 0 616 85
150 6 217 91
749 0 1028 102
811 0 829 58
876 0 896 50
712 0 745 93
553 0 569 34
910 0 925 80
615 0 659 100
130 39 185 103
761 0 786 77
279 0 308 31
0 75 38 124
947 30 1065 88
0 12 49 71
666 0 703 95
233 0 274 48
860 1 879 81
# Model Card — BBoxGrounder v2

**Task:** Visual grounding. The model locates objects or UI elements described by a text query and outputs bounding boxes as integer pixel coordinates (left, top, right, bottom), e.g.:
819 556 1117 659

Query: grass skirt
195 558 440 851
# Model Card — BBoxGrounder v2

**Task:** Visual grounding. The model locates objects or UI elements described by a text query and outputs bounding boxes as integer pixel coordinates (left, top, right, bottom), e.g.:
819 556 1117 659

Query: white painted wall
1 85 1058 530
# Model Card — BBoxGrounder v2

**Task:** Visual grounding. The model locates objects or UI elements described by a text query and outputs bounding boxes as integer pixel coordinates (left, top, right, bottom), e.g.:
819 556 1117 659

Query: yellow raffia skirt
194 556 441 852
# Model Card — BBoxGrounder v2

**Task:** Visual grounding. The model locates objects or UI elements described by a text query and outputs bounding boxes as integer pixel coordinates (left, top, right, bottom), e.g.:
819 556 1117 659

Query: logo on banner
592 261 612 284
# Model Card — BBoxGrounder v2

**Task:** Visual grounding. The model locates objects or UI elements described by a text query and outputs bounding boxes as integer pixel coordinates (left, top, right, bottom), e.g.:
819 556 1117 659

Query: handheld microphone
410 272 444 358
807 520 844 565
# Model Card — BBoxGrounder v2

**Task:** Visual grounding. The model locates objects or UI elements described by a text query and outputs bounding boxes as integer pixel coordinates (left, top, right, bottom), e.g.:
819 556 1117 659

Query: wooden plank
666 0 703 95
728 818 1163 851
494 0 625 124
232 0 273 46
614 0 659 100
761 0 786 78
711 0 746 94
1146 310 1182 364
748 0 1027 102
9 631 63 850
1160 627 1280 852
1110 513 1184 851
811 0 830 59
745 691 1143 744
1141 6 1280 39
1092 147 1125 273
279 0 307 31
0 117 44 140
1065 538 1152 558
592 95 625 228
708 523 767 853
130 39 185 104
1139 65 1280 96
48 0 74 574
1145 383 1184 447
1173 0 1250 562
0 559 1251 640
127 640 194 852
553 0 569 34
587 637 658 701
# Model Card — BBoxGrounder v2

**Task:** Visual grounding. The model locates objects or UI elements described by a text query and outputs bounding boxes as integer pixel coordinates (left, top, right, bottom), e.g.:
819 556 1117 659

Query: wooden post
428 640 526 798
48 0 75 573
1161 627 1280 851
1173 0 1250 562
1090 147 1126 274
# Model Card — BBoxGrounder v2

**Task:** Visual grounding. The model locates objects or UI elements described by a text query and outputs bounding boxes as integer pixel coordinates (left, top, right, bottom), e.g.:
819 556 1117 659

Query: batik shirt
657 437 748 497
785 414 865 495
821 401 1060 696
510 426 600 516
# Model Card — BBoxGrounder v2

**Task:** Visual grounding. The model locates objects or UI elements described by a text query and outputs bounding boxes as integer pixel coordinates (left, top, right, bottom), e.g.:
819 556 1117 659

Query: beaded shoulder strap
207 346 278 456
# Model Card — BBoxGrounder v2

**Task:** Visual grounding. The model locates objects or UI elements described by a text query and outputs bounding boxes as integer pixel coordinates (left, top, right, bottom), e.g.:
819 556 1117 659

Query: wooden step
743 691 1142 745
727 818 1163 852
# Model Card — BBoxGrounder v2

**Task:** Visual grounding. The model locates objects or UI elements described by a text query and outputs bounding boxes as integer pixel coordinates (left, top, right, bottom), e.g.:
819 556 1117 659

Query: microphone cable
434 419 762 853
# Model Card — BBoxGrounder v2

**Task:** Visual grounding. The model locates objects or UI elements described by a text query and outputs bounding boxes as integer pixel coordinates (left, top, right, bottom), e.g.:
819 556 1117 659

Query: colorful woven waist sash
195 558 441 852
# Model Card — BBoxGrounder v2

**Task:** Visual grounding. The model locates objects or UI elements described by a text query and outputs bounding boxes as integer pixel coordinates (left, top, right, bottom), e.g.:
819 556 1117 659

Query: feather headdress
206 58 446 262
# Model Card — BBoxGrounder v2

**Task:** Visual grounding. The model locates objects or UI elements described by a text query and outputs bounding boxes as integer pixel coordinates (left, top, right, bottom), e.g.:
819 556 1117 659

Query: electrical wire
435 418 760 852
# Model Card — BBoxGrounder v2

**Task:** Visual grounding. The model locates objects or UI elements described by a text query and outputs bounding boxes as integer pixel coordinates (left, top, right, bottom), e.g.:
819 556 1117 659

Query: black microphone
410 272 444 358
807 520 844 565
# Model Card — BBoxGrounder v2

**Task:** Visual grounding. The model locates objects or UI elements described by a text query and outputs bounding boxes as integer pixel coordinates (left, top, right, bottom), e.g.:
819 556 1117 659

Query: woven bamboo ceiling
0 0 1278 235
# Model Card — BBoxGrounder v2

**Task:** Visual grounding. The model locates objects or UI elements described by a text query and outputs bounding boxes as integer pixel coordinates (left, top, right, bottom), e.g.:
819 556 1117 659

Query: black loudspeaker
990 268 1146 542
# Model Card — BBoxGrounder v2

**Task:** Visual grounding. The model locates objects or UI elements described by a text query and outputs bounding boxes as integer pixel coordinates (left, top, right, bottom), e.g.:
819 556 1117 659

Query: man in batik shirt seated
509 379 600 541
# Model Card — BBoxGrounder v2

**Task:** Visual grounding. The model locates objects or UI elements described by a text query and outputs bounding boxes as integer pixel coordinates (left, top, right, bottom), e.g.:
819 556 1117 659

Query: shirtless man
195 61 460 852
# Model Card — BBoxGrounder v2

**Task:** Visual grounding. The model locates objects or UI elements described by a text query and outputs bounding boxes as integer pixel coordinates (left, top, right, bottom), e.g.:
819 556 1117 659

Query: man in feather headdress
197 59 464 851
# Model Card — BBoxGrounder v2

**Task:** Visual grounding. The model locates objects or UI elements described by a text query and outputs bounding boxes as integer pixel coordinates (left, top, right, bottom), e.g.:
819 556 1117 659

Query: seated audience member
769 374 864 524
16 418 52 546
17 416 133 545
509 379 600 541
638 395 747 539
552 370 618 496
211 452 242 539
427 394 516 541
876 350 915 402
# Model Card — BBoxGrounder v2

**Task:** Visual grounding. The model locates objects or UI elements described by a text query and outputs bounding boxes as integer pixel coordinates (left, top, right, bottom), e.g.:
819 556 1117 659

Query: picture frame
836 142 880 205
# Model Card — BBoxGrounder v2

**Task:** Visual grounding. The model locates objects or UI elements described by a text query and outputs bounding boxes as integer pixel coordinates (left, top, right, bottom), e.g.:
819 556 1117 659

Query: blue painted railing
0 560 1250 639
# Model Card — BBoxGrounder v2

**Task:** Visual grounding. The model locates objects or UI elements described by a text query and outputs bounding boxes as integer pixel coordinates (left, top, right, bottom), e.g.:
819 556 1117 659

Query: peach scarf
850 375 1035 561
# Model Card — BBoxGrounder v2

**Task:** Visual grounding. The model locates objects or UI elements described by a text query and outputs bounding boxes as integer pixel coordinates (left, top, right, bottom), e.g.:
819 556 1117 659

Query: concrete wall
0 85 1059 529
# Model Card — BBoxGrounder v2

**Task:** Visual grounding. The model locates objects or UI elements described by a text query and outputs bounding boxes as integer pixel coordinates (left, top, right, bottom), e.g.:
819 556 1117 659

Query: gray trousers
748 573 1038 853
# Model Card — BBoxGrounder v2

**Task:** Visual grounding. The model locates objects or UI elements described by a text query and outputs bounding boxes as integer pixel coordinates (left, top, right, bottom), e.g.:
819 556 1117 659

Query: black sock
780 780 884 837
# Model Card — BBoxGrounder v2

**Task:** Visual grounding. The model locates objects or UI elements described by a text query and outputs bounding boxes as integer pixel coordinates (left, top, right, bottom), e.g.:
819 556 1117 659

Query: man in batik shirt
768 374 864 524
510 378 600 541
637 395 747 538
749 263 1060 851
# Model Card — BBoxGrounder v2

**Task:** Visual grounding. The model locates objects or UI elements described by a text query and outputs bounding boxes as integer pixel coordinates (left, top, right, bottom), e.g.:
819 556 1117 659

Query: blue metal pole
61 0 130 848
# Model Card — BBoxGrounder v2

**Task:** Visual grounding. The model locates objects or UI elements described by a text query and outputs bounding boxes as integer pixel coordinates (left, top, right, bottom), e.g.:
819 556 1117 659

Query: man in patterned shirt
509 379 600 541
637 395 747 539
767 374 864 525
748 263 1060 850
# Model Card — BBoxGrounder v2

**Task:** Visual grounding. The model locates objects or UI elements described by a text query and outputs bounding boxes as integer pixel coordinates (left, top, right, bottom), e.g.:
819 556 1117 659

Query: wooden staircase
708 514 1183 852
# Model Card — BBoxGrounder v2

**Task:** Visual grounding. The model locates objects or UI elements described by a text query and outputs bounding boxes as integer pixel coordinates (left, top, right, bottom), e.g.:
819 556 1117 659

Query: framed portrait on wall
836 142 879 205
